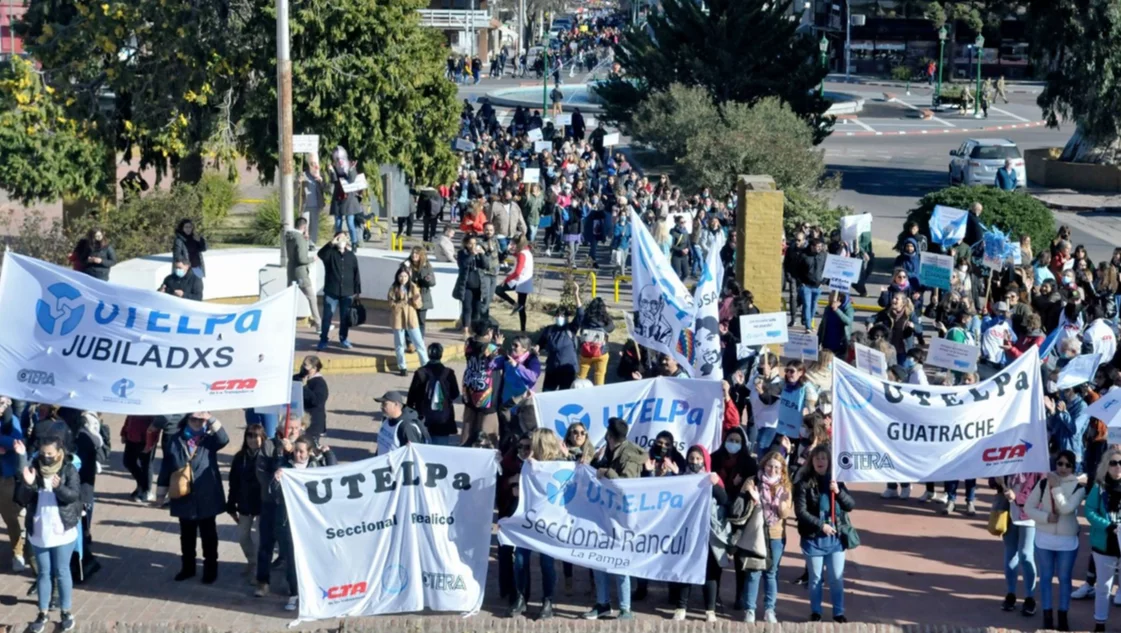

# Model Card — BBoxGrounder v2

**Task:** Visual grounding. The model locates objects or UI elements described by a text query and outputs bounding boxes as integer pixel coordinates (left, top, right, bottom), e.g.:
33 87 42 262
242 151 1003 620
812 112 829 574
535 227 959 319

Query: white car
948 138 1027 188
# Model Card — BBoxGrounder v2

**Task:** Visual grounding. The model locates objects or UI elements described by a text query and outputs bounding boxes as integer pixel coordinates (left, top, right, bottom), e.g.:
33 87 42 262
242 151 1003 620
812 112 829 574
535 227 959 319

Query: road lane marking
989 107 1030 122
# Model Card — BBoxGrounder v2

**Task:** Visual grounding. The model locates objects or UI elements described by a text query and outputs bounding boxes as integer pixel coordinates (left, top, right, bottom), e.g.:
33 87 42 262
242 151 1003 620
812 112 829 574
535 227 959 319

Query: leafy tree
0 57 107 205
1028 0 1121 165
593 0 832 143
908 185 1056 251
238 0 460 194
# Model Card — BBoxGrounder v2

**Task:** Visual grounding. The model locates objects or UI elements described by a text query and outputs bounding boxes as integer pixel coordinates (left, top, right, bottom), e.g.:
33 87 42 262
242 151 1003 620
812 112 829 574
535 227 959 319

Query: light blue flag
629 211 695 371
930 205 968 249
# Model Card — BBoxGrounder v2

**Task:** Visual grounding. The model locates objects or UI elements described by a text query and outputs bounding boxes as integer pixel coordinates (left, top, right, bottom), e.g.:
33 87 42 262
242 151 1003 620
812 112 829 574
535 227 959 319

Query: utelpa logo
546 469 578 506
36 282 85 336
554 403 591 437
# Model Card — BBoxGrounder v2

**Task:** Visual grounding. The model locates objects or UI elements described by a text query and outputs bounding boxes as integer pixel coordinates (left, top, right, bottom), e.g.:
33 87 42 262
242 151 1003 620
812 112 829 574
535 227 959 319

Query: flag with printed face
688 241 723 379
630 211 695 371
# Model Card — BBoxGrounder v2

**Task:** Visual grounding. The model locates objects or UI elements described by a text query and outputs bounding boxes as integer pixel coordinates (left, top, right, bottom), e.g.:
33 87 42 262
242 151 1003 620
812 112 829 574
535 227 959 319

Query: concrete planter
1025 147 1121 192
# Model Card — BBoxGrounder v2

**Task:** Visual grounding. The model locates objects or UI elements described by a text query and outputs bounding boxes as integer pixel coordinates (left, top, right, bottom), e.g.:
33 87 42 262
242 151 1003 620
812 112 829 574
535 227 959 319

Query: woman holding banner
1025 450 1086 631
507 428 565 620
794 445 856 623
668 446 728 623
737 449 793 623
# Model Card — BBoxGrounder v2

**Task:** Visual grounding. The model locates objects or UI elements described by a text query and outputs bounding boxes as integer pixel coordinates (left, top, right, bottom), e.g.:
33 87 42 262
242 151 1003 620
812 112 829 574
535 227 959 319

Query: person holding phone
317 232 362 351
155 412 229 584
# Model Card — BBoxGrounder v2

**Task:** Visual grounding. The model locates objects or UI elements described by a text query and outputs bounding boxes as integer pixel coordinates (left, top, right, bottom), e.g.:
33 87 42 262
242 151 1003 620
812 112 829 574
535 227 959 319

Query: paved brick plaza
0 366 1100 631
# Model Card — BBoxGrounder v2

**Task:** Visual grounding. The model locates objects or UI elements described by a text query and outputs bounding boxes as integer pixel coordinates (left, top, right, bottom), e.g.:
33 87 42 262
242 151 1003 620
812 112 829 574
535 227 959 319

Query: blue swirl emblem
381 564 408 596
553 403 591 437
546 469 578 506
837 376 876 411
35 282 84 336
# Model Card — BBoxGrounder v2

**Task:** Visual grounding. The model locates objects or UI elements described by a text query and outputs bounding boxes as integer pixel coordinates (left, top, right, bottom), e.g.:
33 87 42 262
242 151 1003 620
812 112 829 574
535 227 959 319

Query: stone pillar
735 175 785 313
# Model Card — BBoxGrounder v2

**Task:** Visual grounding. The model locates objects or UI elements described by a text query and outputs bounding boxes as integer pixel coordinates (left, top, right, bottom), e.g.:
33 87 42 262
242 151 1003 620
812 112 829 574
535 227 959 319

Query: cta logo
35 283 85 336
319 581 367 602
838 451 896 471
17 369 55 386
553 403 591 437
546 469 578 506
422 572 466 592
204 378 258 394
983 440 1033 464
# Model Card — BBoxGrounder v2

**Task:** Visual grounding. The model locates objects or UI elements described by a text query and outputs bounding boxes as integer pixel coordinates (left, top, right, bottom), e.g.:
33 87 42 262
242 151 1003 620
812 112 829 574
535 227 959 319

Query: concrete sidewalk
1029 187 1121 212
826 74 1044 95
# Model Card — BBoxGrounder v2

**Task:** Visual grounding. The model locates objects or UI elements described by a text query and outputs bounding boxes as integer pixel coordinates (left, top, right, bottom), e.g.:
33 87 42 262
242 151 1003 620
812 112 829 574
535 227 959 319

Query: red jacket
461 210 487 235
722 397 740 436
1007 333 1045 360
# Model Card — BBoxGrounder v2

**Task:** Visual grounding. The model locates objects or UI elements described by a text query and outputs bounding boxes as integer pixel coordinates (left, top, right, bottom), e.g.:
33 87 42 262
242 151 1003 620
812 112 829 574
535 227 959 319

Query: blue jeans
320 295 353 344
945 479 977 502
807 550 846 617
33 540 77 612
743 538 784 612
755 427 778 456
514 548 556 601
256 502 279 584
1003 523 1037 597
1036 545 1077 611
690 245 703 277
394 328 429 371
593 569 630 611
799 285 821 328
333 214 359 247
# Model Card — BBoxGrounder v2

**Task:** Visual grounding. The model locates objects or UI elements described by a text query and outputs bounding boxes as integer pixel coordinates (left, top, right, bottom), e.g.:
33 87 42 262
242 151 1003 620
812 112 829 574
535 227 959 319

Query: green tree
593 0 832 143
0 57 107 205
1028 0 1121 165
238 0 460 193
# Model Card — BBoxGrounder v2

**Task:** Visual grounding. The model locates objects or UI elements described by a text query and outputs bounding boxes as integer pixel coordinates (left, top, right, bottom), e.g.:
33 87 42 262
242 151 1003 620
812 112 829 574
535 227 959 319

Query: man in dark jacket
797 239 827 330
784 230 808 326
317 232 361 350
407 344 461 445
73 228 116 281
669 215 692 282
374 391 429 455
159 259 204 301
536 306 581 391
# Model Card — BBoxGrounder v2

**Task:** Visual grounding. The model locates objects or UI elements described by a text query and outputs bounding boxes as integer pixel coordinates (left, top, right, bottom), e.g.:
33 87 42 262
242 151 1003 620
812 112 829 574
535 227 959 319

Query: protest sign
261 380 305 419
919 252 954 290
527 128 543 142
534 140 552 153
292 134 319 156
737 313 789 347
281 445 498 620
1056 354 1102 390
854 344 888 379
0 253 297 415
782 332 819 361
930 205 968 249
454 138 476 152
824 254 861 293
498 461 711 584
839 213 872 246
602 132 621 146
926 337 981 373
832 348 1048 483
1088 390 1121 427
341 174 368 193
686 244 723 380
983 232 1006 271
523 168 541 184
555 113 572 125
533 377 723 453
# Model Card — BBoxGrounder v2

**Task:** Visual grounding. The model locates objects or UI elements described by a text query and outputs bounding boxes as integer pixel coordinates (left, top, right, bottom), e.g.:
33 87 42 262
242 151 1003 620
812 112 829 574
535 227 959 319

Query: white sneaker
899 486 912 500
705 610 717 623
931 492 947 504
744 610 756 623
1072 583 1095 600
881 487 899 499
672 608 686 621
941 500 956 515
918 491 933 503
764 609 778 623
965 501 977 516
285 596 299 611
12 555 27 573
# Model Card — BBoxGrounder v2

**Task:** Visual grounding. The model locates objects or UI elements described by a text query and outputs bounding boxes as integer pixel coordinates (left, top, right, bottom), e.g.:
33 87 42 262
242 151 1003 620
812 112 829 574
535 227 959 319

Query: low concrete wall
1025 147 1121 192
13 621 1034 633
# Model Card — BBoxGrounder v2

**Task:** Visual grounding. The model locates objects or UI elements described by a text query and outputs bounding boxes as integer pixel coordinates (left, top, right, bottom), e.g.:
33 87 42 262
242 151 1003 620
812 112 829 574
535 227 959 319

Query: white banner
688 242 723 380
522 168 541 184
602 132 621 146
1089 389 1121 427
281 445 499 621
832 347 1048 483
927 337 980 373
532 377 723 453
630 211 694 369
497 460 711 584
261 380 305 419
0 253 296 414
292 134 320 156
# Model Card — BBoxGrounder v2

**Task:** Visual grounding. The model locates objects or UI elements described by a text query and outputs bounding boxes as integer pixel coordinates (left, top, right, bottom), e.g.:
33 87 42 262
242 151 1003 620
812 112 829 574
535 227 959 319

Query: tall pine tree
594 0 832 142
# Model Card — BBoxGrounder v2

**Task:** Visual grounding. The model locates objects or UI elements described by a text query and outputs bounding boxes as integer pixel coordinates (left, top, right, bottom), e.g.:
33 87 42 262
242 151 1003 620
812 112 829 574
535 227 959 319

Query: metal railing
417 9 490 29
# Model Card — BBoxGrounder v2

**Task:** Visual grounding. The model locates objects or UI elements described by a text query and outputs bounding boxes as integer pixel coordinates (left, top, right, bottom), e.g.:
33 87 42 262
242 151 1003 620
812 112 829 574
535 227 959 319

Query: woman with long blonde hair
508 428 566 620
1085 447 1121 632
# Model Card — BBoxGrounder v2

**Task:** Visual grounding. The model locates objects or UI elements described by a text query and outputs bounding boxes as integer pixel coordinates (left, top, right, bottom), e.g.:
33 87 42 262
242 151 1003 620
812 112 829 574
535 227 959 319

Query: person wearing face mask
736 450 793 623
641 431 686 477
14 436 80 633
667 445 728 622
1085 447 1121 632
154 412 229 584
495 336 542 441
172 218 208 279
794 445 857 623
1025 449 1087 631
712 426 758 490
270 436 335 611
317 231 361 350
71 227 116 281
226 424 268 581
158 259 203 301
536 297 581 391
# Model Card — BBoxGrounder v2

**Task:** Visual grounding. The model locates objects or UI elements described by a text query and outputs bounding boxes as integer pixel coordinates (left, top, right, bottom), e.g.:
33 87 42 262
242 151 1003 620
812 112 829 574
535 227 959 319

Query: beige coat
388 282 423 330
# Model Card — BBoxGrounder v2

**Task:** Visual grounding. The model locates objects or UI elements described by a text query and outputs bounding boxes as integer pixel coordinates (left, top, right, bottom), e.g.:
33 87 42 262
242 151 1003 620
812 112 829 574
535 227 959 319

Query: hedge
907 185 1056 254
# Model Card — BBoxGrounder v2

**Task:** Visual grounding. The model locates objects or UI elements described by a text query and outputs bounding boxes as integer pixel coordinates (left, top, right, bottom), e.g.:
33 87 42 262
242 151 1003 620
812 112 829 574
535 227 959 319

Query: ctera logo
111 378 135 399
35 283 85 336
319 581 368 602
553 403 591 437
545 469 578 506
983 440 1033 463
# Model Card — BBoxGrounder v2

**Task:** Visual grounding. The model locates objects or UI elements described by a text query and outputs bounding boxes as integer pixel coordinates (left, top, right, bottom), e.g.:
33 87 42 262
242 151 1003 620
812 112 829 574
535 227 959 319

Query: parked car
948 138 1027 187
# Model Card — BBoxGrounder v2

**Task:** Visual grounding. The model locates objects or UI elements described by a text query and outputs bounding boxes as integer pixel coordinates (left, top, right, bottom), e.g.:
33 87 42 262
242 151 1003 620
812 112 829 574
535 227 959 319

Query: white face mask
724 440 742 455
555 317 566 326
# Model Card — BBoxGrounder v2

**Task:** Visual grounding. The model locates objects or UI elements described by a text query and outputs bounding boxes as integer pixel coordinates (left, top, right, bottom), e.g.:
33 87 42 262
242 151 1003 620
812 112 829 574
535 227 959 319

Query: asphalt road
822 81 1120 263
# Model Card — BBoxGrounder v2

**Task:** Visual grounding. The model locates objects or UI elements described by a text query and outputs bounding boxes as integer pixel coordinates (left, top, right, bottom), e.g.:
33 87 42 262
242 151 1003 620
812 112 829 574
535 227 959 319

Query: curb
839 120 1046 137
827 77 1042 94
307 343 467 376
1037 201 1121 214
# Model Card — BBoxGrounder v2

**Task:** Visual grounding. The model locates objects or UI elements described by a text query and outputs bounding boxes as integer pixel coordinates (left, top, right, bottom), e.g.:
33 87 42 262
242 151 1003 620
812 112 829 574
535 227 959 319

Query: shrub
890 65 913 82
907 185 1056 252
197 172 238 231
784 188 848 234
251 194 283 246
0 210 72 266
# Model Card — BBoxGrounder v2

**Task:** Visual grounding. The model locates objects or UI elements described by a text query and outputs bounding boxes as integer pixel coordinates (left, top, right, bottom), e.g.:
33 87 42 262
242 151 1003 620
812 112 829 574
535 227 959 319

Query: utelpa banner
280 444 499 620
832 346 1047 483
0 252 297 414
532 377 724 453
498 460 711 584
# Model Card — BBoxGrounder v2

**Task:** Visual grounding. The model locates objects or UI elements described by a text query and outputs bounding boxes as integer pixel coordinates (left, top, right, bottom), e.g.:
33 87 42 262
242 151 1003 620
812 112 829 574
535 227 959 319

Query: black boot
1094 623 1105 633
1043 609 1053 630
201 560 218 584
1057 611 1070 632
174 561 196 582
505 594 526 618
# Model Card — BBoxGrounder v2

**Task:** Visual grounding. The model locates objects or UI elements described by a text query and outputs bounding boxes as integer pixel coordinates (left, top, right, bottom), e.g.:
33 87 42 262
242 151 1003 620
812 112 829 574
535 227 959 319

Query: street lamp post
844 0 851 80
934 24 947 107
542 40 548 116
276 0 294 258
818 36 828 98
973 33 984 118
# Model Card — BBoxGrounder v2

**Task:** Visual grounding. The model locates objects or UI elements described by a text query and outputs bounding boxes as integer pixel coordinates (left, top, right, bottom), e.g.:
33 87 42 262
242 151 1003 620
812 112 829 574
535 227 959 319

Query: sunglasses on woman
1110 460 1121 468
571 430 586 436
